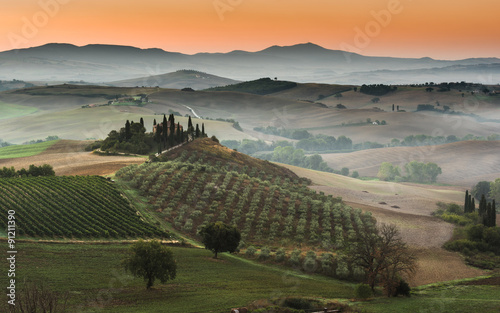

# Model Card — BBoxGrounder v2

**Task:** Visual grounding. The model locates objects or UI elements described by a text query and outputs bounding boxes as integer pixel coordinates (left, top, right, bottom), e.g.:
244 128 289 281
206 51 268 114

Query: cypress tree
125 120 131 141
153 119 156 126
195 124 200 138
479 194 487 217
492 200 497 227
162 114 168 148
169 114 176 145
202 123 205 137
397 105 400 111
140 117 144 127
392 104 395 112
471 197 475 213
464 190 470 213
484 203 492 227
187 116 194 141
176 122 181 143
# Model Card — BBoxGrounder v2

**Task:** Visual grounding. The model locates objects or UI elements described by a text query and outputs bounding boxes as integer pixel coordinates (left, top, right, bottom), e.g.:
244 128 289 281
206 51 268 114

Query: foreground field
0 242 354 313
0 140 145 176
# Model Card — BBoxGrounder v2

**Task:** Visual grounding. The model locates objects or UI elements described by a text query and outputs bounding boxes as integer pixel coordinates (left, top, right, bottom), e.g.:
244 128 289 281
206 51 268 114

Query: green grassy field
0 140 59 159
354 281 500 313
0 102 38 120
0 242 354 313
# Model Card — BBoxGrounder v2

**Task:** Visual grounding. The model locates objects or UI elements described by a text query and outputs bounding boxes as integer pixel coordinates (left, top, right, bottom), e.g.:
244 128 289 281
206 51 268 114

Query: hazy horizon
2 0 500 60
3 41 500 62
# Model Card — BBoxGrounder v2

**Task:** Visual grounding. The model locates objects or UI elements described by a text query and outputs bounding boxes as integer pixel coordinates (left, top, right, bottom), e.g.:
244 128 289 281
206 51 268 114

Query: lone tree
345 223 417 294
198 222 241 259
122 240 177 289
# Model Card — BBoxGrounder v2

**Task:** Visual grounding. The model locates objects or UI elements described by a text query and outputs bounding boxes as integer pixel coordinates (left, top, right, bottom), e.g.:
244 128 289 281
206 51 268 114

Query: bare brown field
410 247 485 286
321 140 500 187
0 140 145 176
282 164 486 285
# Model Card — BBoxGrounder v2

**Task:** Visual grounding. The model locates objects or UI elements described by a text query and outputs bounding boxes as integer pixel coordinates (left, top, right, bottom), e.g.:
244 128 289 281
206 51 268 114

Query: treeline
22 136 60 145
0 139 12 148
389 133 499 147
377 161 442 183
0 164 55 178
259 146 334 172
359 84 397 96
252 127 353 151
221 139 334 172
254 127 500 152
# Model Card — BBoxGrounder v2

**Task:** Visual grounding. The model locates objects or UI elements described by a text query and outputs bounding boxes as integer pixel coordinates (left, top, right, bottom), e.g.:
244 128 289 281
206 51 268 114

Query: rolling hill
320 140 500 187
109 69 240 90
115 138 374 254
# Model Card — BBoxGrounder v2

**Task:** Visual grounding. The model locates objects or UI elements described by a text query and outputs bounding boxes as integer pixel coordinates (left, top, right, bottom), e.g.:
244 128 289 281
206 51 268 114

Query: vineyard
0 176 168 238
116 138 375 253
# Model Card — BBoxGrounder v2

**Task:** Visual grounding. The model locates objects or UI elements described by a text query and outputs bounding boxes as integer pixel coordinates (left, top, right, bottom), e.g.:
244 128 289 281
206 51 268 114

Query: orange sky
1 0 499 59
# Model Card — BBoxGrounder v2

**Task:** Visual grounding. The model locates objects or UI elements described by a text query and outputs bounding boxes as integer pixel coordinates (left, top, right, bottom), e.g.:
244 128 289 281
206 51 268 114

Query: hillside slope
116 138 373 252
321 140 500 187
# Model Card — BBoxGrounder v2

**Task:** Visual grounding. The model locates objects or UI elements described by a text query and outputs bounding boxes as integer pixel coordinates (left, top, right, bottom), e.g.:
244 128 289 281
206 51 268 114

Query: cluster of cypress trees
465 190 496 227
153 114 206 154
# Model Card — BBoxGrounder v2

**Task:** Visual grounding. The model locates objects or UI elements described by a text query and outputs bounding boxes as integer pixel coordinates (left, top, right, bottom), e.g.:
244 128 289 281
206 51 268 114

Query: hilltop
109 69 240 90
160 137 300 181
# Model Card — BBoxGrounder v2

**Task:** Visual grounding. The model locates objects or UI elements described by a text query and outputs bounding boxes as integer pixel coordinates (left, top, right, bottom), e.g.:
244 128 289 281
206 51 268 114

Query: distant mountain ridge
1 42 499 84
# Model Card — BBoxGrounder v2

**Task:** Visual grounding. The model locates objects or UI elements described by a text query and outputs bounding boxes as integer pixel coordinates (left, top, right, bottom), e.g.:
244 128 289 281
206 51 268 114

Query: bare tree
345 223 417 294
14 280 69 312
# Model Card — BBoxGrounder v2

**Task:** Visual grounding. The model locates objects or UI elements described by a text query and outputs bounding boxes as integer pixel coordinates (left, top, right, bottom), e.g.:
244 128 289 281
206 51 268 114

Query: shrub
394 279 411 297
259 246 271 260
354 283 373 299
289 249 301 267
245 246 257 257
283 297 312 310
275 248 286 262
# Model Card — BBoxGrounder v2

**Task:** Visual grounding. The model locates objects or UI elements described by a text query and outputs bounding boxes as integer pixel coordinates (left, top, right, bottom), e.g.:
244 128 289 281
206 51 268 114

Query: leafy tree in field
423 162 442 183
341 167 349 176
198 222 241 258
122 240 177 289
377 162 400 181
352 171 359 178
404 161 441 183
490 178 500 203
